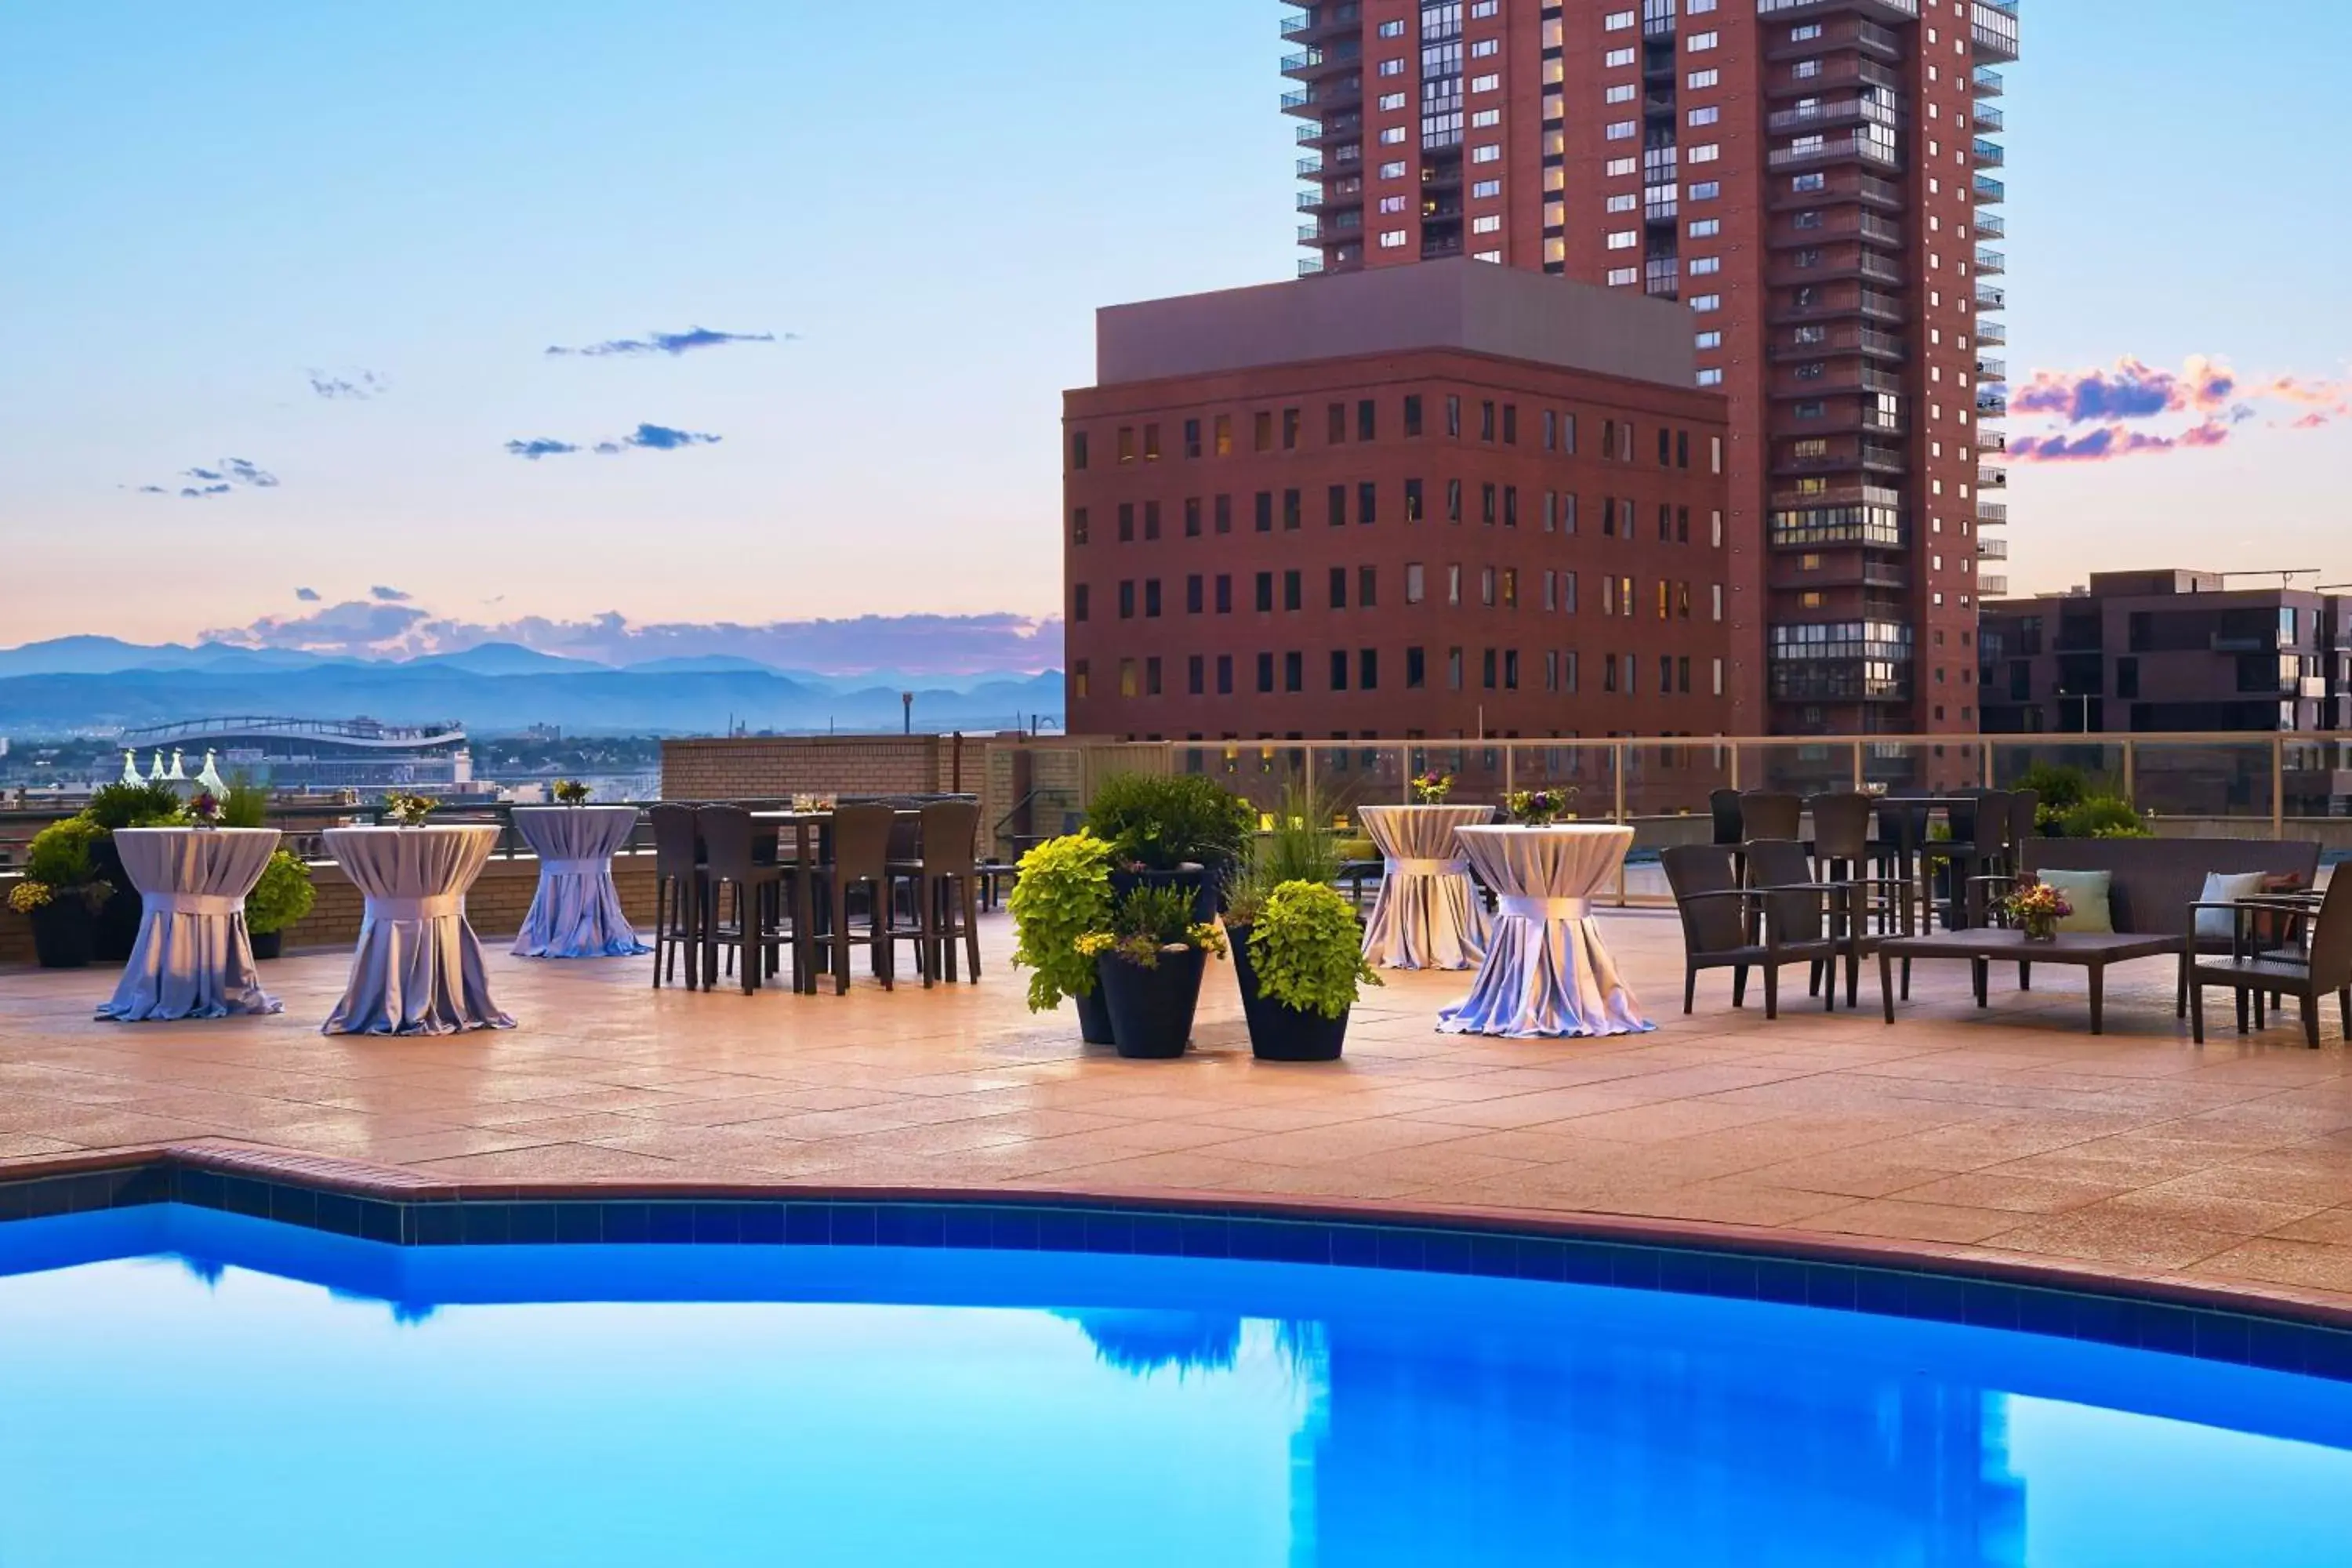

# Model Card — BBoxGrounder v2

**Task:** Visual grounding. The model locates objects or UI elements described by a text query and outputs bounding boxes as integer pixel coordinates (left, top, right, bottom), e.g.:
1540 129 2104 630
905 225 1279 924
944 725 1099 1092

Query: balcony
1977 390 2009 418
1769 326 1906 363
1976 355 2006 382
1766 97 1903 136
1768 170 1904 213
1974 102 2005 132
1769 131 1901 172
1298 215 1360 246
1281 42 1362 81
1980 575 2009 596
1973 0 2021 63
1283 77 1361 118
1297 256 1325 277
1973 65 2005 98
1766 18 1901 63
1645 188 1679 222
1975 172 2006 203
1979 464 2009 489
1771 363 1904 399
1977 319 2007 345
1280 3 1359 43
1297 114 1361 146
1976 210 2005 239
1980 432 2008 456
1758 0 1918 16
1296 178 1363 212
1976 283 2006 310
1766 56 1901 100
1978 536 2009 561
1974 137 2005 168
1979 500 2008 526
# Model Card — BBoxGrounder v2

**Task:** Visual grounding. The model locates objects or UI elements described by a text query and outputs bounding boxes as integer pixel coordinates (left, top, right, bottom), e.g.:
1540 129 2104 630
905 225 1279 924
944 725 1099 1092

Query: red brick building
1064 261 1731 742
1287 0 2019 735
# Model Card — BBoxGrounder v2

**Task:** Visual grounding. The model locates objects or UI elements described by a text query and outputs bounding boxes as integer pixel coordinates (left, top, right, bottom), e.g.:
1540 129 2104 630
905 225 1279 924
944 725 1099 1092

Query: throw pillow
2194 871 2269 942
2036 869 2114 935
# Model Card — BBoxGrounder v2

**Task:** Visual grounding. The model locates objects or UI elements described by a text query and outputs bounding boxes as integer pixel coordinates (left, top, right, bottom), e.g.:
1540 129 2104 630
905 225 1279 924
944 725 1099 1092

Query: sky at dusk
2 0 2348 659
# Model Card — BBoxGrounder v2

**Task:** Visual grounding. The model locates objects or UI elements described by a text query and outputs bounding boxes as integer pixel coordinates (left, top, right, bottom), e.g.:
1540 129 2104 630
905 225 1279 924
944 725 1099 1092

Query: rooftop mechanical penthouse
1063 260 1733 742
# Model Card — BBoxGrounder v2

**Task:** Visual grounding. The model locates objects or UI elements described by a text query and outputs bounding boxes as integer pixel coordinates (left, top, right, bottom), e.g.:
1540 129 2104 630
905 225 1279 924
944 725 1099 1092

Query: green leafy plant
2015 762 2096 833
1085 771 1254 872
82 780 183 832
1247 880 1380 1021
1225 783 1343 925
1009 831 1116 1011
382 790 437 826
245 850 317 936
14 818 113 913
2062 793 2152 839
1076 883 1225 970
220 778 270 829
553 779 593 804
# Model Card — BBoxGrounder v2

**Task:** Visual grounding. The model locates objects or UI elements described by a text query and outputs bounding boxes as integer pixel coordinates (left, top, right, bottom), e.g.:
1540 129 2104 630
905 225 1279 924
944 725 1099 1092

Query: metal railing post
1502 742 1515 798
2272 735 2286 837
2121 739 2136 807
1302 744 1316 808
1851 741 1864 791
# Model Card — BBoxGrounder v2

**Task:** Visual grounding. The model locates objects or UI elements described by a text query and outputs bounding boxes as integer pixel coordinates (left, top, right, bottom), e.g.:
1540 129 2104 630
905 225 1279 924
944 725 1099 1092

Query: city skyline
4 0 2348 656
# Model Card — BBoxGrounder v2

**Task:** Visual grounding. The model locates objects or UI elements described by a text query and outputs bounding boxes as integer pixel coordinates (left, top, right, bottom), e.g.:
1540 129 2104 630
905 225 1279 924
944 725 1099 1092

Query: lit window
1379 230 1409 249
1471 73 1500 93
1472 143 1502 163
1472 214 1501 234
1686 68 1718 89
1607 192 1636 212
1605 46 1635 67
1697 369 1722 387
1690 293 1721 311
1606 230 1638 249
1606 156 1638 177
1380 160 1407 179
1607 267 1639 286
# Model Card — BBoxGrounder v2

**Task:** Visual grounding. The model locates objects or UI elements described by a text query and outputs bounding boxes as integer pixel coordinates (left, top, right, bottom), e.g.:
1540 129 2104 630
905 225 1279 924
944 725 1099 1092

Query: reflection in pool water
1 1205 2347 1567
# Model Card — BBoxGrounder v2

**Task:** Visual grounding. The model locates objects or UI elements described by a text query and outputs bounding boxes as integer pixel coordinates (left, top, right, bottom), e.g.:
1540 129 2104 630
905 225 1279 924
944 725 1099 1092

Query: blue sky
2 0 2347 655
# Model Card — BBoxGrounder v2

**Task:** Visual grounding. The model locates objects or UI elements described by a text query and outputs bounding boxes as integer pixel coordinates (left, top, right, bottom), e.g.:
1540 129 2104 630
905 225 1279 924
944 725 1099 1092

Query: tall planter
1073 985 1116 1046
1097 949 1208 1060
1229 923 1348 1062
29 901 96 971
87 839 140 962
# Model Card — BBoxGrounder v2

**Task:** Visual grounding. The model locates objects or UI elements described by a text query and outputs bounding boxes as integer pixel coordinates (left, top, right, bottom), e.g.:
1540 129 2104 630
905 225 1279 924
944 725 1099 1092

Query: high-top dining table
321 824 514 1036
510 804 648 959
1358 804 1496 971
748 808 924 994
1438 823 1654 1039
93 826 283 1022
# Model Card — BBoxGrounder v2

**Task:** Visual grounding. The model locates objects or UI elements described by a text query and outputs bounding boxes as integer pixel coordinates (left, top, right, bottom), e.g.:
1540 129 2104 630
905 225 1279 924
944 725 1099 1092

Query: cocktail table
1875 928 2184 1036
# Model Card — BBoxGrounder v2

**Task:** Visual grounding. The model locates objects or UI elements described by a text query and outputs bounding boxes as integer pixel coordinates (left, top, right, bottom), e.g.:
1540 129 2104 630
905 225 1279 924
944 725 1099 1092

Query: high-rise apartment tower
1287 0 2018 735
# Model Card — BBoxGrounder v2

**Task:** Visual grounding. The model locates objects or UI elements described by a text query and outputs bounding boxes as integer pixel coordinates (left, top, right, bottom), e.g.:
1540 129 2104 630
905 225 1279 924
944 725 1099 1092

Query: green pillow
2036 869 2113 934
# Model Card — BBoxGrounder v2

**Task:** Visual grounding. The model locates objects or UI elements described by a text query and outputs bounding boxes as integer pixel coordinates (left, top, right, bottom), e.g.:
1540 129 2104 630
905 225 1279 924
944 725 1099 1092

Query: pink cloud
2003 354 2346 460
2008 418 2231 465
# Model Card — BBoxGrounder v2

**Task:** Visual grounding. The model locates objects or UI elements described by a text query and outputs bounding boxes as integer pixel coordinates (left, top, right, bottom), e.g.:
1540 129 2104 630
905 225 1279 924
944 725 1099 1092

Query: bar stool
697 804 788 994
649 803 702 989
890 800 985 986
816 804 899 993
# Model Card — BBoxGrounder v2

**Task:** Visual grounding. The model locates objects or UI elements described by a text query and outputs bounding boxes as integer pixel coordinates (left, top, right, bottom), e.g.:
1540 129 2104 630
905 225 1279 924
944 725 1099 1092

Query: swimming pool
2 1200 2348 1567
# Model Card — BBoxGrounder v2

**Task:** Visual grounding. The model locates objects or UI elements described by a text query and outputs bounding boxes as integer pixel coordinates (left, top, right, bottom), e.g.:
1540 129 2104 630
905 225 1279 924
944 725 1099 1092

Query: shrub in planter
1009 831 1117 1043
1087 772 1254 917
2060 793 2151 840
13 818 114 970
1078 884 1225 1060
220 777 271 829
77 780 183 961
1229 880 1379 1062
245 850 316 960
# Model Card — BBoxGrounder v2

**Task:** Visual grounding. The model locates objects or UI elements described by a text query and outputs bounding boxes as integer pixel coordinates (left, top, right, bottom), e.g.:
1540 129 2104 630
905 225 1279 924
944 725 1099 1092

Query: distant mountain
409 642 604 676
623 655 781 675
0 637 343 677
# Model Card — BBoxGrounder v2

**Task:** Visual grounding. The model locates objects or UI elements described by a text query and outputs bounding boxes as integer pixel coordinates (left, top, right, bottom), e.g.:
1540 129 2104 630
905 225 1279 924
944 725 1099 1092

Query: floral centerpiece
1410 771 1455 804
553 779 593 805
183 790 223 828
383 791 437 828
1504 786 1577 827
1998 879 2072 942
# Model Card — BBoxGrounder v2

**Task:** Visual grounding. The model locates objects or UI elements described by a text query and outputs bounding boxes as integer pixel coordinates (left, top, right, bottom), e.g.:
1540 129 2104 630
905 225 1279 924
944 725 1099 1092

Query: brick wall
660 735 991 801
0 854 660 969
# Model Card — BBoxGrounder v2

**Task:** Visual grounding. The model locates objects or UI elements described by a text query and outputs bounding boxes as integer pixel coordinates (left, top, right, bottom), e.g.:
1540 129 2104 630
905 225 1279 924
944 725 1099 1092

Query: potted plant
1504 786 1577 826
1410 770 1455 804
245 849 316 960
1229 880 1380 1062
1077 884 1225 1059
1998 878 2072 942
78 779 183 960
221 777 270 828
183 790 224 829
1009 831 1118 1044
383 790 437 827
553 779 593 806
9 818 114 969
1085 771 1254 921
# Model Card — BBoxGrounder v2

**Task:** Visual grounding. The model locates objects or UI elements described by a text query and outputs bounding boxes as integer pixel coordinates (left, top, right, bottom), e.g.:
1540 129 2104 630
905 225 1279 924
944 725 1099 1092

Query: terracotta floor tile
1980 1212 2247 1273
2186 1239 2352 1295
2082 1189 2332 1237
2267 1207 2352 1246
1178 1119 1479 1168
1803 1199 2023 1245
1887 1171 2136 1215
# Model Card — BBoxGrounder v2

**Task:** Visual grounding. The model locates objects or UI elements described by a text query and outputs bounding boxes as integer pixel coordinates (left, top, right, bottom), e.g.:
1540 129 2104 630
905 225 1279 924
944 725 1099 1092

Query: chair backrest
695 804 759 880
917 800 980 875
2009 789 2040 849
1744 837 1826 942
2021 836 2323 938
1946 793 1980 846
651 803 699 879
830 804 895 883
1808 793 1873 862
1740 792 1802 844
1974 790 2016 858
1708 789 1744 847
1662 844 1746 956
1877 797 1930 856
2305 873 2352 990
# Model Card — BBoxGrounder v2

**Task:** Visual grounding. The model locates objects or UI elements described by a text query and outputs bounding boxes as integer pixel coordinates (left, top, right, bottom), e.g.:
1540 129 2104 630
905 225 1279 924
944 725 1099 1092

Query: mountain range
0 637 1064 737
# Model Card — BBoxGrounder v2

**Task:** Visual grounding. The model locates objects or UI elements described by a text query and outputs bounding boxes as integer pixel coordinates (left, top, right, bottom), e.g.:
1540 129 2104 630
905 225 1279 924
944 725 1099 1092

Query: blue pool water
2 1206 2349 1567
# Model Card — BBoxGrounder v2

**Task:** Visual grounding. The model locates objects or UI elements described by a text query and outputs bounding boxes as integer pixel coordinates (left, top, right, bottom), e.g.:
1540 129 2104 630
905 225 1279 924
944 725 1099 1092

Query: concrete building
1286 0 2019 735
1063 261 1732 742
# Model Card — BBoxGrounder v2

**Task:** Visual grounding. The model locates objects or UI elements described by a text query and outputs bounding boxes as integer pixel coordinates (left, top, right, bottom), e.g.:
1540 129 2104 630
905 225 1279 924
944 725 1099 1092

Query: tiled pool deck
4 909 2350 1316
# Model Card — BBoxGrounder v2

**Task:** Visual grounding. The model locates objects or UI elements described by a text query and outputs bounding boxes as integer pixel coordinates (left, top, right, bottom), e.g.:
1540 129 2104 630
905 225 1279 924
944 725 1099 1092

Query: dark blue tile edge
0 1161 2347 1385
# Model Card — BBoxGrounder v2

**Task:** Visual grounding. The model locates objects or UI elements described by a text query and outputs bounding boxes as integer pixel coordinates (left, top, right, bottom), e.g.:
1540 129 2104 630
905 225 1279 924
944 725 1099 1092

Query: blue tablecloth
1439 825 1653 1040
510 806 648 959
321 825 514 1036
95 828 282 1022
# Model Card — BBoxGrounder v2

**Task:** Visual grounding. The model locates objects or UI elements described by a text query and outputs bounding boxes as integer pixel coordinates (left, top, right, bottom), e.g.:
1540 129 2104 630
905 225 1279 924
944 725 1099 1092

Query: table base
1438 915 1655 1039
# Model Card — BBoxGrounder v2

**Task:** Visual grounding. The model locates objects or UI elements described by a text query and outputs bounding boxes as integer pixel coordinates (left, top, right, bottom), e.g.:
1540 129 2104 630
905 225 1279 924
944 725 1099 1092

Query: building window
1071 507 1089 546
1143 500 1160 540
1446 395 1462 436
1404 394 1424 437
1120 659 1138 698
1328 484 1348 527
1256 652 1275 694
1405 477 1425 521
1283 488 1302 529
1284 652 1304 693
1145 656 1162 697
1216 574 1232 614
1255 572 1274 613
1359 648 1379 691
1359 566 1377 607
1214 415 1232 456
1073 660 1089 699
1406 647 1426 688
1329 566 1348 610
1283 569 1302 611
1697 369 1722 387
1073 584 1090 622
1406 563 1425 604
1330 650 1349 692
1359 481 1377 525
1187 655 1204 695
1185 575 1203 615
1447 648 1465 690
1145 579 1160 618
1283 408 1301 449
1216 654 1233 695
1118 581 1135 619
1070 431 1089 471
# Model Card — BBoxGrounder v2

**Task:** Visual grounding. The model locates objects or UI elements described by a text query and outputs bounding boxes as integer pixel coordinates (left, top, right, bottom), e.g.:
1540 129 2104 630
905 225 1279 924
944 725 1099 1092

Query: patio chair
1662 843 1842 1021
1739 791 1802 845
889 800 984 986
1708 788 1744 848
815 804 902 993
649 803 702 990
2189 873 2352 1048
1806 795 1919 1006
696 804 789 995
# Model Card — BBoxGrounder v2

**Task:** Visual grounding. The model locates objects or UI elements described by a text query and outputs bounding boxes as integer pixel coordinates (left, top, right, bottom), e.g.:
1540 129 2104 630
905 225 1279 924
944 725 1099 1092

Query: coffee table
1875 928 2184 1035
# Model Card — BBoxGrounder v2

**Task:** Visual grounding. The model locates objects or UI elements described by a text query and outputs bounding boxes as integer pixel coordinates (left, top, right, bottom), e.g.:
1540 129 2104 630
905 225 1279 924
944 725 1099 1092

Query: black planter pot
1073 984 1116 1046
1109 865 1218 926
1097 948 1208 1060
249 930 285 960
88 839 140 963
1229 923 1348 1062
29 900 95 971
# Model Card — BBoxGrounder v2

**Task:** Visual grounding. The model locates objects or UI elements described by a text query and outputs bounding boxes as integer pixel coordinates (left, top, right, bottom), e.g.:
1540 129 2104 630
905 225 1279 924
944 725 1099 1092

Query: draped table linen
95 827 282 1022
510 806 648 959
321 825 514 1036
1439 824 1654 1039
1359 804 1497 971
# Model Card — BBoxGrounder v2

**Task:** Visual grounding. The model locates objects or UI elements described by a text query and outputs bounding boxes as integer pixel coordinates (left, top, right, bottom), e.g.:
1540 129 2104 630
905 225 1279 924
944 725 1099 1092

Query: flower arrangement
1410 771 1455 804
1074 884 1226 971
1504 786 1577 826
383 791 437 827
7 881 54 915
553 779 593 805
183 791 223 827
1998 879 2073 941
